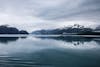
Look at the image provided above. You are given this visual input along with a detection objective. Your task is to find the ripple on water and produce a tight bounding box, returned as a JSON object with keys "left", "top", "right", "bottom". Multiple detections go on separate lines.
{"left": 0, "top": 55, "right": 53, "bottom": 67}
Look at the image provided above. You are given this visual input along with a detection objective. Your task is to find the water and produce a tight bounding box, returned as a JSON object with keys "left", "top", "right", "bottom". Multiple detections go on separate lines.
{"left": 0, "top": 35, "right": 100, "bottom": 67}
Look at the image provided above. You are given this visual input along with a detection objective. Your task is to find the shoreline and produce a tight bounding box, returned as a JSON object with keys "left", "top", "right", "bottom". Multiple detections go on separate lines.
{"left": 0, "top": 34, "right": 100, "bottom": 38}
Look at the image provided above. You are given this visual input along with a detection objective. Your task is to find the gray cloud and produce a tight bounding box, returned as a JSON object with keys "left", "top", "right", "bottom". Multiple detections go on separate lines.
{"left": 0, "top": 0, "right": 100, "bottom": 32}
{"left": 33, "top": 0, "right": 100, "bottom": 21}
{"left": 0, "top": 0, "right": 100, "bottom": 21}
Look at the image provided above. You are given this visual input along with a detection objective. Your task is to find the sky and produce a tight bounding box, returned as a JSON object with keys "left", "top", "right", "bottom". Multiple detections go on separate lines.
{"left": 0, "top": 0, "right": 100, "bottom": 32}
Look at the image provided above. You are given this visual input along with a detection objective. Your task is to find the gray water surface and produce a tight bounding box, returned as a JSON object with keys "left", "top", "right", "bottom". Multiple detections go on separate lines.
{"left": 0, "top": 36, "right": 100, "bottom": 67}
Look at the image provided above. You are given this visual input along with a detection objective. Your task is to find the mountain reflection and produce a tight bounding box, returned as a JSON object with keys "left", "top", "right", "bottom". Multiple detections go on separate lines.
{"left": 0, "top": 37, "right": 27, "bottom": 44}
{"left": 36, "top": 36, "right": 100, "bottom": 46}
{"left": 0, "top": 37, "right": 19, "bottom": 44}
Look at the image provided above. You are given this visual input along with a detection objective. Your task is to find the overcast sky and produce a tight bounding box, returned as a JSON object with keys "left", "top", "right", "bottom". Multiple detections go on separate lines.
{"left": 0, "top": 0, "right": 100, "bottom": 32}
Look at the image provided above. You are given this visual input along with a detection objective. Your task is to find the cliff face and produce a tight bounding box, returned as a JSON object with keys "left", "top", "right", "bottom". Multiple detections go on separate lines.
{"left": 0, "top": 25, "right": 29, "bottom": 34}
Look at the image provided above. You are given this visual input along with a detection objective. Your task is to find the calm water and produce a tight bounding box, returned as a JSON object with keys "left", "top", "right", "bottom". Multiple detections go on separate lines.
{"left": 0, "top": 36, "right": 100, "bottom": 67}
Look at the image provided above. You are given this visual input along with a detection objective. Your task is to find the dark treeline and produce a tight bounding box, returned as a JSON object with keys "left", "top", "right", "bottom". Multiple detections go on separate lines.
{"left": 0, "top": 25, "right": 29, "bottom": 34}
{"left": 32, "top": 24, "right": 100, "bottom": 35}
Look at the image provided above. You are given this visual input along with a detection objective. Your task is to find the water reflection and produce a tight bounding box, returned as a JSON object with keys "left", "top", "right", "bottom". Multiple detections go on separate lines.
{"left": 0, "top": 36, "right": 99, "bottom": 67}
{"left": 0, "top": 37, "right": 27, "bottom": 44}
{"left": 0, "top": 37, "right": 18, "bottom": 44}
{"left": 35, "top": 36, "right": 100, "bottom": 49}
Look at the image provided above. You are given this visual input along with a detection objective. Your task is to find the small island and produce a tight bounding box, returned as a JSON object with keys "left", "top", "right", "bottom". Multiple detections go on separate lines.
{"left": 0, "top": 25, "right": 29, "bottom": 34}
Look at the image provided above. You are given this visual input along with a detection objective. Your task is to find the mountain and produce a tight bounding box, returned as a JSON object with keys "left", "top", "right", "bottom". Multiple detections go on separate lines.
{"left": 0, "top": 25, "right": 29, "bottom": 34}
{"left": 32, "top": 24, "right": 100, "bottom": 35}
{"left": 32, "top": 24, "right": 93, "bottom": 35}
{"left": 95, "top": 25, "right": 100, "bottom": 31}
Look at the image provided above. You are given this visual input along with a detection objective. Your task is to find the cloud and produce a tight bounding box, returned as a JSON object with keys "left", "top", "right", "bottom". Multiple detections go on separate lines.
{"left": 32, "top": 0, "right": 100, "bottom": 21}
{"left": 0, "top": 0, "right": 100, "bottom": 32}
